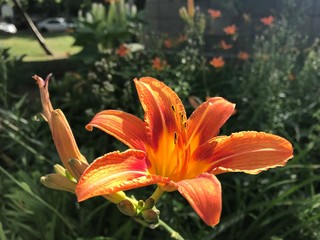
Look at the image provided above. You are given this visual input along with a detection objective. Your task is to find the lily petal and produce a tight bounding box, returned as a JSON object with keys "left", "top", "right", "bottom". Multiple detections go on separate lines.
{"left": 187, "top": 97, "right": 235, "bottom": 150}
{"left": 210, "top": 131, "right": 294, "bottom": 175}
{"left": 76, "top": 150, "right": 170, "bottom": 201}
{"left": 51, "top": 109, "right": 87, "bottom": 176}
{"left": 86, "top": 110, "right": 147, "bottom": 150}
{"left": 177, "top": 173, "right": 222, "bottom": 226}
{"left": 134, "top": 77, "right": 187, "bottom": 148}
{"left": 184, "top": 141, "right": 218, "bottom": 179}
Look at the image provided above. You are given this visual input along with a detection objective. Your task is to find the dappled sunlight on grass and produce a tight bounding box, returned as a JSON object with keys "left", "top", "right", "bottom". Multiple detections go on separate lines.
{"left": 0, "top": 31, "right": 82, "bottom": 61}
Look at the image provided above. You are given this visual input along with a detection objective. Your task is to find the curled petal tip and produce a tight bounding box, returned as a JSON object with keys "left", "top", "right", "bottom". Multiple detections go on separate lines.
{"left": 85, "top": 124, "right": 93, "bottom": 131}
{"left": 32, "top": 74, "right": 44, "bottom": 85}
{"left": 46, "top": 73, "right": 53, "bottom": 80}
{"left": 33, "top": 73, "right": 53, "bottom": 89}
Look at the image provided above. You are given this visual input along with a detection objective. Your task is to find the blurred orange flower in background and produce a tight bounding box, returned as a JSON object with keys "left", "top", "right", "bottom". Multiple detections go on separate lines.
{"left": 288, "top": 73, "right": 296, "bottom": 81}
{"left": 223, "top": 24, "right": 237, "bottom": 35}
{"left": 220, "top": 40, "right": 233, "bottom": 50}
{"left": 177, "top": 34, "right": 187, "bottom": 43}
{"left": 208, "top": 9, "right": 221, "bottom": 19}
{"left": 260, "top": 15, "right": 275, "bottom": 26}
{"left": 210, "top": 57, "right": 225, "bottom": 68}
{"left": 152, "top": 57, "right": 167, "bottom": 71}
{"left": 238, "top": 51, "right": 250, "bottom": 60}
{"left": 164, "top": 39, "right": 173, "bottom": 48}
{"left": 116, "top": 44, "right": 129, "bottom": 57}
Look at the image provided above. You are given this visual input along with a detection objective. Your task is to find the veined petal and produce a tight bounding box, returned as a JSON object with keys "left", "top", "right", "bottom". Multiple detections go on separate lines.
{"left": 210, "top": 131, "right": 293, "bottom": 175}
{"left": 187, "top": 97, "right": 235, "bottom": 151}
{"left": 177, "top": 173, "right": 222, "bottom": 226}
{"left": 134, "top": 77, "right": 186, "bottom": 148}
{"left": 183, "top": 141, "right": 218, "bottom": 179}
{"left": 76, "top": 150, "right": 170, "bottom": 201}
{"left": 86, "top": 110, "right": 147, "bottom": 150}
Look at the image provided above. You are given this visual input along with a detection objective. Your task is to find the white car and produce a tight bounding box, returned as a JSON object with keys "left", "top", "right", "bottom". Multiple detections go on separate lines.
{"left": 0, "top": 22, "right": 17, "bottom": 34}
{"left": 37, "top": 17, "right": 74, "bottom": 32}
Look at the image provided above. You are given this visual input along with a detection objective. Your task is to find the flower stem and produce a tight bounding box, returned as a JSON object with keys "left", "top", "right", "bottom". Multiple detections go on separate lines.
{"left": 158, "top": 219, "right": 184, "bottom": 240}
{"left": 150, "top": 187, "right": 165, "bottom": 203}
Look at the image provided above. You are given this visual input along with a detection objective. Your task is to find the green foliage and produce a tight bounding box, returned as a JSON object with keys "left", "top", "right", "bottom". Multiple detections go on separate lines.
{"left": 0, "top": 48, "right": 46, "bottom": 171}
{"left": 73, "top": 1, "right": 143, "bottom": 64}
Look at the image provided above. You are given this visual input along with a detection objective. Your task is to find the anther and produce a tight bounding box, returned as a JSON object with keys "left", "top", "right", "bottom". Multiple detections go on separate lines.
{"left": 174, "top": 132, "right": 178, "bottom": 144}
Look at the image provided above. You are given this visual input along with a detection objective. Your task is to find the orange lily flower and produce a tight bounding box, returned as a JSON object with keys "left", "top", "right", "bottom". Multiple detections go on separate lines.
{"left": 238, "top": 51, "right": 250, "bottom": 60}
{"left": 210, "top": 57, "right": 225, "bottom": 68}
{"left": 208, "top": 9, "right": 221, "bottom": 19}
{"left": 76, "top": 77, "right": 293, "bottom": 226}
{"left": 223, "top": 24, "right": 237, "bottom": 35}
{"left": 116, "top": 44, "right": 129, "bottom": 57}
{"left": 260, "top": 15, "right": 275, "bottom": 26}
{"left": 220, "top": 40, "right": 233, "bottom": 50}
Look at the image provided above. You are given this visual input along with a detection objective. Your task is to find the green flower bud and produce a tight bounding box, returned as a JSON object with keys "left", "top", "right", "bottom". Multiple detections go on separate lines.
{"left": 117, "top": 199, "right": 137, "bottom": 217}
{"left": 142, "top": 208, "right": 160, "bottom": 223}
{"left": 143, "top": 198, "right": 155, "bottom": 210}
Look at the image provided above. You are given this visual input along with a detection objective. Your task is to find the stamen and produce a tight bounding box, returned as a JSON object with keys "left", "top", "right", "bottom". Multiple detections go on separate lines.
{"left": 179, "top": 112, "right": 187, "bottom": 129}
{"left": 174, "top": 132, "right": 178, "bottom": 144}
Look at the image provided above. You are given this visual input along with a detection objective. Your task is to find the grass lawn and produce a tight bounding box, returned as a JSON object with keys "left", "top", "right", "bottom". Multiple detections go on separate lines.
{"left": 0, "top": 30, "right": 82, "bottom": 61}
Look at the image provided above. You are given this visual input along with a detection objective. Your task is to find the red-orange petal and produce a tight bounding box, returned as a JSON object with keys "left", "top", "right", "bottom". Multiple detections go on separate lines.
{"left": 134, "top": 77, "right": 186, "bottom": 149}
{"left": 177, "top": 173, "right": 222, "bottom": 226}
{"left": 86, "top": 110, "right": 147, "bottom": 151}
{"left": 187, "top": 97, "right": 235, "bottom": 147}
{"left": 76, "top": 150, "right": 170, "bottom": 201}
{"left": 209, "top": 131, "right": 293, "bottom": 175}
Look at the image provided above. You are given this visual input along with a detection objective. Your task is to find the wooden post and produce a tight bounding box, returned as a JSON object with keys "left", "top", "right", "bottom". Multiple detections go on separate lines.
{"left": 13, "top": 0, "right": 54, "bottom": 56}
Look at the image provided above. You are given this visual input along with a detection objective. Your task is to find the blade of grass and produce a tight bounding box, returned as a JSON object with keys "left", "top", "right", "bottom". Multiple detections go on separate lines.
{"left": 0, "top": 166, "right": 75, "bottom": 236}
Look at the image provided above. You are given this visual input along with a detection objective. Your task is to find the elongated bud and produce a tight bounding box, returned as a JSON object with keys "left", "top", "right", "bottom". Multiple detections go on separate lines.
{"left": 40, "top": 174, "right": 76, "bottom": 193}
{"left": 54, "top": 164, "right": 67, "bottom": 176}
{"left": 68, "top": 158, "right": 89, "bottom": 180}
{"left": 33, "top": 75, "right": 87, "bottom": 179}
{"left": 187, "top": 0, "right": 195, "bottom": 18}
{"left": 179, "top": 7, "right": 190, "bottom": 22}
{"left": 51, "top": 110, "right": 87, "bottom": 177}
{"left": 117, "top": 199, "right": 138, "bottom": 216}
{"left": 198, "top": 13, "right": 206, "bottom": 34}
{"left": 143, "top": 198, "right": 155, "bottom": 210}
{"left": 102, "top": 191, "right": 129, "bottom": 204}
